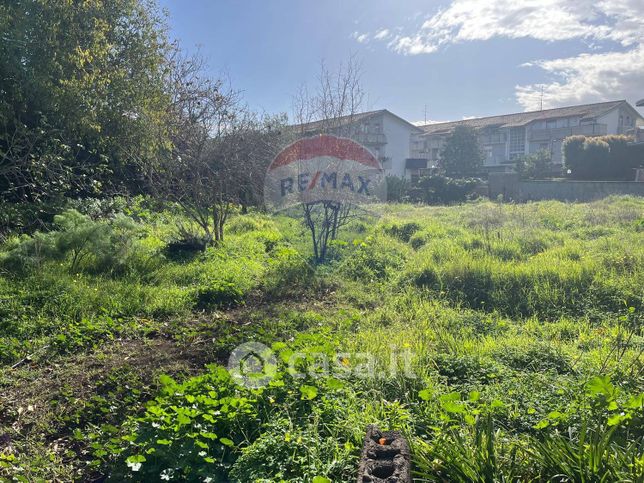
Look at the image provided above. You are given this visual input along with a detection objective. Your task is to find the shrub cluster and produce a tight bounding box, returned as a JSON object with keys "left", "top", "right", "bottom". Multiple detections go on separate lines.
{"left": 407, "top": 175, "right": 481, "bottom": 204}
{"left": 563, "top": 135, "right": 643, "bottom": 180}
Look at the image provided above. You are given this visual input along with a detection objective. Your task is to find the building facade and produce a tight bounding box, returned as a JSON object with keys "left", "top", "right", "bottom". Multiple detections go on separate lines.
{"left": 290, "top": 100, "right": 644, "bottom": 180}
{"left": 413, "top": 100, "right": 644, "bottom": 174}
{"left": 290, "top": 109, "right": 423, "bottom": 179}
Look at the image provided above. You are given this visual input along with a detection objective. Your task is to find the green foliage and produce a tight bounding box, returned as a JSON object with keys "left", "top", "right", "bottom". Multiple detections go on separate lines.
{"left": 341, "top": 234, "right": 409, "bottom": 281}
{"left": 0, "top": 209, "right": 145, "bottom": 274}
{"left": 107, "top": 334, "right": 363, "bottom": 482}
{"left": 563, "top": 134, "right": 641, "bottom": 180}
{"left": 195, "top": 281, "right": 245, "bottom": 310}
{"left": 1, "top": 198, "right": 643, "bottom": 481}
{"left": 0, "top": 0, "right": 172, "bottom": 203}
{"left": 383, "top": 221, "right": 421, "bottom": 242}
{"left": 515, "top": 149, "right": 554, "bottom": 179}
{"left": 385, "top": 175, "right": 409, "bottom": 202}
{"left": 440, "top": 125, "right": 484, "bottom": 177}
{"left": 407, "top": 175, "right": 481, "bottom": 204}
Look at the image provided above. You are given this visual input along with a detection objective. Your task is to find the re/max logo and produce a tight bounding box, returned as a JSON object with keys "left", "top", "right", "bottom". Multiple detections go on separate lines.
{"left": 280, "top": 171, "right": 372, "bottom": 197}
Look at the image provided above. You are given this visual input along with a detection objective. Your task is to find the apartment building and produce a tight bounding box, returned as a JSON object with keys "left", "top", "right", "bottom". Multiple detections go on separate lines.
{"left": 412, "top": 100, "right": 644, "bottom": 175}
{"left": 289, "top": 109, "right": 423, "bottom": 178}
{"left": 289, "top": 100, "right": 644, "bottom": 180}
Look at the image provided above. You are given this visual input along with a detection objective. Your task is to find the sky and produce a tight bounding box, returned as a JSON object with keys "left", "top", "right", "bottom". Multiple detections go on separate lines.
{"left": 158, "top": 0, "right": 644, "bottom": 124}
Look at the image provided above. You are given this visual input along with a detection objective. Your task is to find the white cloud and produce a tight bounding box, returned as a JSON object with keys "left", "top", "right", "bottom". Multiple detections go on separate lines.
{"left": 378, "top": 0, "right": 643, "bottom": 55}
{"left": 373, "top": 29, "right": 391, "bottom": 40}
{"left": 351, "top": 31, "right": 369, "bottom": 43}
{"left": 516, "top": 45, "right": 644, "bottom": 110}
{"left": 358, "top": 0, "right": 644, "bottom": 110}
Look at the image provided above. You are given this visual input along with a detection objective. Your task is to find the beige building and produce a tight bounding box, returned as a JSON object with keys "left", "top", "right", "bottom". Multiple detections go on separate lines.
{"left": 290, "top": 100, "right": 644, "bottom": 180}
{"left": 413, "top": 100, "right": 644, "bottom": 174}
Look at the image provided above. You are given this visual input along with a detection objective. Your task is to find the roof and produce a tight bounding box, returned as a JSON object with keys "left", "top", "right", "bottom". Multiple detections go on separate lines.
{"left": 290, "top": 109, "right": 422, "bottom": 133}
{"left": 419, "top": 100, "right": 632, "bottom": 136}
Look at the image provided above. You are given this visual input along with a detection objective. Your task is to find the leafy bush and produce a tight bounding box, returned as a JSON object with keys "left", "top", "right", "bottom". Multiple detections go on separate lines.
{"left": 195, "top": 281, "right": 245, "bottom": 310}
{"left": 407, "top": 176, "right": 481, "bottom": 205}
{"left": 0, "top": 209, "right": 146, "bottom": 275}
{"left": 563, "top": 135, "right": 642, "bottom": 180}
{"left": 515, "top": 149, "right": 555, "bottom": 179}
{"left": 341, "top": 235, "right": 409, "bottom": 281}
{"left": 491, "top": 342, "right": 571, "bottom": 374}
{"left": 433, "top": 353, "right": 501, "bottom": 386}
{"left": 385, "top": 175, "right": 409, "bottom": 202}
{"left": 383, "top": 221, "right": 421, "bottom": 242}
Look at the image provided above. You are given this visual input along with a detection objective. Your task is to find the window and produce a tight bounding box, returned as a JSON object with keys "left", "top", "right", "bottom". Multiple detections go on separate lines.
{"left": 569, "top": 117, "right": 579, "bottom": 126}
{"left": 556, "top": 118, "right": 568, "bottom": 128}
{"left": 508, "top": 127, "right": 526, "bottom": 159}
{"left": 431, "top": 148, "right": 439, "bottom": 160}
{"left": 484, "top": 146, "right": 493, "bottom": 164}
{"left": 626, "top": 116, "right": 631, "bottom": 126}
{"left": 546, "top": 120, "right": 557, "bottom": 129}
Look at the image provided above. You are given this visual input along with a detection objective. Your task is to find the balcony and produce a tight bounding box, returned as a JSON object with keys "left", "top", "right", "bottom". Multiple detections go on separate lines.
{"left": 529, "top": 124, "right": 607, "bottom": 141}
{"left": 353, "top": 133, "right": 387, "bottom": 145}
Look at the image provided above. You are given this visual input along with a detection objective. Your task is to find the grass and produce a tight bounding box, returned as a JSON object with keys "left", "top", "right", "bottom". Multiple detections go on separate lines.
{"left": 0, "top": 196, "right": 642, "bottom": 481}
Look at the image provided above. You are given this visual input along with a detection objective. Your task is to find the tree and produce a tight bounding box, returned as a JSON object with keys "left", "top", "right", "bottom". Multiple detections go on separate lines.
{"left": 440, "top": 125, "right": 484, "bottom": 177}
{"left": 515, "top": 150, "right": 553, "bottom": 179}
{"left": 146, "top": 52, "right": 283, "bottom": 246}
{"left": 290, "top": 56, "right": 367, "bottom": 263}
{"left": 0, "top": 0, "right": 172, "bottom": 205}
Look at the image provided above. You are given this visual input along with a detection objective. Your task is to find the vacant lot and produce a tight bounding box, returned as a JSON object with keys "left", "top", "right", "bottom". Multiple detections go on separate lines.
{"left": 1, "top": 196, "right": 642, "bottom": 481}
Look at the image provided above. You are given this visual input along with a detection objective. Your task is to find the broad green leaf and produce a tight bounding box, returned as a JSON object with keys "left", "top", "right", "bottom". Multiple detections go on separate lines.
{"left": 300, "top": 385, "right": 318, "bottom": 400}
{"left": 534, "top": 420, "right": 550, "bottom": 429}
{"left": 442, "top": 401, "right": 465, "bottom": 413}
{"left": 607, "top": 414, "right": 624, "bottom": 426}
{"left": 220, "top": 438, "right": 234, "bottom": 447}
{"left": 326, "top": 377, "right": 345, "bottom": 390}
{"left": 587, "top": 376, "right": 616, "bottom": 399}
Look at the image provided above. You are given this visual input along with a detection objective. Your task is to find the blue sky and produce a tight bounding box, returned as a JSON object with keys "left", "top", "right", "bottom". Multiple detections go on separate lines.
{"left": 159, "top": 0, "right": 644, "bottom": 123}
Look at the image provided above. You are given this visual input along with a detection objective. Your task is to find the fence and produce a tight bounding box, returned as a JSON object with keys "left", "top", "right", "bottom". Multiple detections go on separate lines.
{"left": 488, "top": 173, "right": 644, "bottom": 202}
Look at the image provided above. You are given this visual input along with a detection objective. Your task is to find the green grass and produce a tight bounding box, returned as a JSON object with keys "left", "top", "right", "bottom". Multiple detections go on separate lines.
{"left": 0, "top": 197, "right": 642, "bottom": 481}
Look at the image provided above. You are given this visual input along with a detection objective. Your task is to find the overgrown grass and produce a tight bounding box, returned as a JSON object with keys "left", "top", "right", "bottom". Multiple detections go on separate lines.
{"left": 0, "top": 197, "right": 642, "bottom": 481}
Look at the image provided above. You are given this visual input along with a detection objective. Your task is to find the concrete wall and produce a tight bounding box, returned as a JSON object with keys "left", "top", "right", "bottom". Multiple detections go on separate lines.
{"left": 489, "top": 172, "right": 644, "bottom": 202}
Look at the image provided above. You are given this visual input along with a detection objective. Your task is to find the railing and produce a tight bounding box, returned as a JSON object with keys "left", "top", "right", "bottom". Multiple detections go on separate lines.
{"left": 353, "top": 133, "right": 387, "bottom": 145}
{"left": 529, "top": 124, "right": 607, "bottom": 141}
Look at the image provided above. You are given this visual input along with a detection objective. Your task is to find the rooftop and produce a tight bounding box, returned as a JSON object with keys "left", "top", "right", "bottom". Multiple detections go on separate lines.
{"left": 419, "top": 100, "right": 631, "bottom": 135}
{"left": 290, "top": 109, "right": 422, "bottom": 133}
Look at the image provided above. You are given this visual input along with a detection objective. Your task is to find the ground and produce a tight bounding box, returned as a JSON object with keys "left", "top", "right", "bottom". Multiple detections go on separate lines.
{"left": 0, "top": 197, "right": 642, "bottom": 482}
